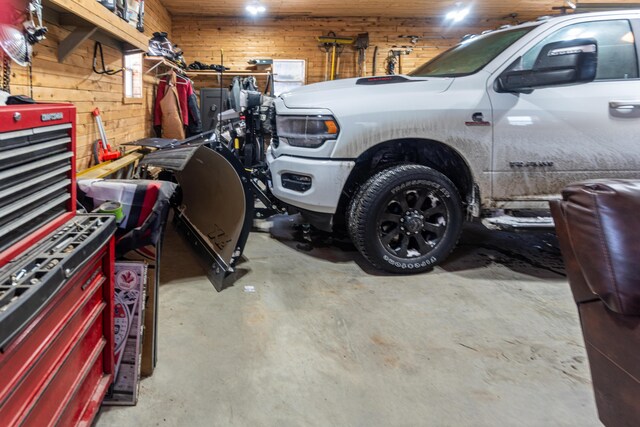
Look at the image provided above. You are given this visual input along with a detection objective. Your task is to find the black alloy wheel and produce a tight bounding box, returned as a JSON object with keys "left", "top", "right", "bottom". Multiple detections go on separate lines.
{"left": 348, "top": 164, "right": 463, "bottom": 274}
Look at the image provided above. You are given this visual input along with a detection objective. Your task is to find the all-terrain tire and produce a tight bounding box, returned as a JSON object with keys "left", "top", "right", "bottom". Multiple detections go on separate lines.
{"left": 349, "top": 164, "right": 463, "bottom": 274}
{"left": 346, "top": 172, "right": 380, "bottom": 252}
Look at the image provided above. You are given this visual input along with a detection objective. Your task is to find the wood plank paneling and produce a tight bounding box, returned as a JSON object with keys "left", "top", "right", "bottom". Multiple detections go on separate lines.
{"left": 7, "top": 0, "right": 171, "bottom": 170}
{"left": 172, "top": 16, "right": 496, "bottom": 89}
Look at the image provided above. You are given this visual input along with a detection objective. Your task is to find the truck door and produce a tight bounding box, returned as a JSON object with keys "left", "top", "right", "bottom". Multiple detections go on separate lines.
{"left": 489, "top": 18, "right": 640, "bottom": 201}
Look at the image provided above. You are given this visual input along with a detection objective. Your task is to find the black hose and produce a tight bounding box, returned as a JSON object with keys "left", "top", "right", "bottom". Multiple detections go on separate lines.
{"left": 93, "top": 42, "right": 123, "bottom": 75}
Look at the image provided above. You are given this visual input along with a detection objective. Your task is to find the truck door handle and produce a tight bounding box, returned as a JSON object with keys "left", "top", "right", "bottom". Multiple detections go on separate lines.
{"left": 609, "top": 100, "right": 640, "bottom": 110}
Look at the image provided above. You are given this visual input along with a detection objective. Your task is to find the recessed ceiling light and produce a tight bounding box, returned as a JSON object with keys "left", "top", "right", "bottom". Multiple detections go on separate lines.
{"left": 445, "top": 5, "right": 470, "bottom": 23}
{"left": 246, "top": 3, "right": 266, "bottom": 15}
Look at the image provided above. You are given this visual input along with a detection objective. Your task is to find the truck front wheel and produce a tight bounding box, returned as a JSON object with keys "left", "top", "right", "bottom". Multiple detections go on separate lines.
{"left": 348, "top": 165, "right": 463, "bottom": 274}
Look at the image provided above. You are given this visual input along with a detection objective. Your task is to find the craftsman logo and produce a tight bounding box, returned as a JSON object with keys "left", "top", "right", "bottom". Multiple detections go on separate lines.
{"left": 41, "top": 112, "right": 63, "bottom": 122}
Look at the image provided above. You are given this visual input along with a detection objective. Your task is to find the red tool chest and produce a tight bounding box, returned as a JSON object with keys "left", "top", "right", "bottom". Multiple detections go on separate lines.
{"left": 0, "top": 104, "right": 116, "bottom": 426}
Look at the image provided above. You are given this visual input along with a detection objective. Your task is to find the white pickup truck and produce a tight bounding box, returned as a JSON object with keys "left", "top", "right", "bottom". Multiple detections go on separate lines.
{"left": 266, "top": 10, "right": 640, "bottom": 273}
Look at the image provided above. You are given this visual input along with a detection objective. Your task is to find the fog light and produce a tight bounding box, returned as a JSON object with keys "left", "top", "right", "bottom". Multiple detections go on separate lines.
{"left": 282, "top": 173, "right": 312, "bottom": 192}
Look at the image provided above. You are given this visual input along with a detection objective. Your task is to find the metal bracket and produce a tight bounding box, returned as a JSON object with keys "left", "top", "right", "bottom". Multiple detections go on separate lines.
{"left": 58, "top": 26, "right": 98, "bottom": 63}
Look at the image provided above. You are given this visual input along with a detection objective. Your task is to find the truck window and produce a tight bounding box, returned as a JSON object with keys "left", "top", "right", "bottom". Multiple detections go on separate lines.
{"left": 409, "top": 26, "right": 536, "bottom": 78}
{"left": 514, "top": 20, "right": 638, "bottom": 80}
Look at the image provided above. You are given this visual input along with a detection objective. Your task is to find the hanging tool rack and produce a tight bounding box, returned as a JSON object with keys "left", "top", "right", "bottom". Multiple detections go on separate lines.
{"left": 318, "top": 32, "right": 354, "bottom": 80}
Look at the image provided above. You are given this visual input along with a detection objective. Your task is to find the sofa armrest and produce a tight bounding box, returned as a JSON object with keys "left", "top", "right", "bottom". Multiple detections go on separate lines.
{"left": 559, "top": 180, "right": 640, "bottom": 315}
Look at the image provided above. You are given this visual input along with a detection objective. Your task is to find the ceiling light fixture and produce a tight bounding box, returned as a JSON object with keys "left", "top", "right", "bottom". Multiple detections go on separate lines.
{"left": 445, "top": 4, "right": 470, "bottom": 23}
{"left": 246, "top": 2, "right": 266, "bottom": 16}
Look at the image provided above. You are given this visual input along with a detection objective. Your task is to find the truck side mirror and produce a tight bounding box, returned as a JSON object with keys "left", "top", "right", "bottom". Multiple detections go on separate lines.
{"left": 498, "top": 38, "right": 598, "bottom": 93}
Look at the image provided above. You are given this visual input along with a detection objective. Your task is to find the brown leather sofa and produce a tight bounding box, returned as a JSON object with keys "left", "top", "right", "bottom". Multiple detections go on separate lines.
{"left": 550, "top": 180, "right": 640, "bottom": 427}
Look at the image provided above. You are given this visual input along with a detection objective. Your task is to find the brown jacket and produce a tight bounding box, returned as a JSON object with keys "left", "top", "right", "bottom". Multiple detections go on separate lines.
{"left": 159, "top": 72, "right": 185, "bottom": 140}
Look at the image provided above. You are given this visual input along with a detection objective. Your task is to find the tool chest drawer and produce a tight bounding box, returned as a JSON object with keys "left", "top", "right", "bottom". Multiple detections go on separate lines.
{"left": 0, "top": 215, "right": 116, "bottom": 427}
{"left": 0, "top": 104, "right": 77, "bottom": 268}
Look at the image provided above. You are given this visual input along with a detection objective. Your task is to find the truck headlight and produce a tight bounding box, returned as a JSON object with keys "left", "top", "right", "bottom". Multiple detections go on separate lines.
{"left": 276, "top": 115, "right": 340, "bottom": 148}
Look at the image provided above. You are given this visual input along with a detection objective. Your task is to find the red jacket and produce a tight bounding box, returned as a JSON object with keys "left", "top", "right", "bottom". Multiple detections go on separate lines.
{"left": 154, "top": 75, "right": 194, "bottom": 126}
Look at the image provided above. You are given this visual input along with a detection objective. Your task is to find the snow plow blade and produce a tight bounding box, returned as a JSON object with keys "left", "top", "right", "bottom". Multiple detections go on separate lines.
{"left": 140, "top": 144, "right": 253, "bottom": 291}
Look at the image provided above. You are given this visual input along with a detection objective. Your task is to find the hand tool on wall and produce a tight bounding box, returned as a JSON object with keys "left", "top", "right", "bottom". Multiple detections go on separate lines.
{"left": 322, "top": 43, "right": 331, "bottom": 81}
{"left": 399, "top": 34, "right": 422, "bottom": 44}
{"left": 398, "top": 34, "right": 445, "bottom": 46}
{"left": 317, "top": 32, "right": 354, "bottom": 80}
{"left": 92, "top": 108, "right": 122, "bottom": 164}
{"left": 385, "top": 47, "right": 412, "bottom": 75}
{"left": 354, "top": 33, "right": 369, "bottom": 77}
{"left": 319, "top": 31, "right": 336, "bottom": 81}
{"left": 372, "top": 46, "right": 378, "bottom": 76}
{"left": 385, "top": 51, "right": 398, "bottom": 75}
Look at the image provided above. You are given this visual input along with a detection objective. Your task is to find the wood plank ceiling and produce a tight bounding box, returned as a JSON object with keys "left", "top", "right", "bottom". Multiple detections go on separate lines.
{"left": 160, "top": 0, "right": 635, "bottom": 20}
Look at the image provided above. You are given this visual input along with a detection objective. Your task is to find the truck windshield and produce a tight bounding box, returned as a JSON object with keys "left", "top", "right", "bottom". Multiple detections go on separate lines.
{"left": 409, "top": 26, "right": 537, "bottom": 78}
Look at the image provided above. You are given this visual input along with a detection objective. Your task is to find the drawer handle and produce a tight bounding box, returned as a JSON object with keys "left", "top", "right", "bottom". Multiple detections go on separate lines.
{"left": 81, "top": 269, "right": 103, "bottom": 291}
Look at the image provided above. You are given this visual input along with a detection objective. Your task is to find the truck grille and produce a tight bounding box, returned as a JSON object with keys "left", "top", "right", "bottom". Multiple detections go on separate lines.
{"left": 0, "top": 124, "right": 73, "bottom": 253}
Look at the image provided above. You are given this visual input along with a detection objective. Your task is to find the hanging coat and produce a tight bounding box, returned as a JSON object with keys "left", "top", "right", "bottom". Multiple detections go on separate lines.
{"left": 158, "top": 72, "right": 185, "bottom": 140}
{"left": 154, "top": 74, "right": 193, "bottom": 128}
{"left": 187, "top": 92, "right": 202, "bottom": 136}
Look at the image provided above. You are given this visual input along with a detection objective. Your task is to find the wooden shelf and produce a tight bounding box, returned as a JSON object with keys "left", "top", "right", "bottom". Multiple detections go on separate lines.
{"left": 43, "top": 0, "right": 148, "bottom": 62}
{"left": 144, "top": 58, "right": 273, "bottom": 79}
{"left": 144, "top": 56, "right": 185, "bottom": 75}
{"left": 187, "top": 70, "right": 272, "bottom": 77}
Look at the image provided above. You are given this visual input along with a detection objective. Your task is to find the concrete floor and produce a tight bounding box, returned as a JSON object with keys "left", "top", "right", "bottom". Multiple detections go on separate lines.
{"left": 96, "top": 216, "right": 599, "bottom": 427}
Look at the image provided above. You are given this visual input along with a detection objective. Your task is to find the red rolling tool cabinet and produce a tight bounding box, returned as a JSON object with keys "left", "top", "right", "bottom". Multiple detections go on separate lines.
{"left": 0, "top": 104, "right": 116, "bottom": 426}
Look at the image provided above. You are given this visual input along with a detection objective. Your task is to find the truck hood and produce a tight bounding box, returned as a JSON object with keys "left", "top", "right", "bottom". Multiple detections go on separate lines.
{"left": 280, "top": 76, "right": 454, "bottom": 110}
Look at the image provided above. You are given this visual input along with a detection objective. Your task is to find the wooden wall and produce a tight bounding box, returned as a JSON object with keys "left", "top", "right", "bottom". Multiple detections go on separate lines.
{"left": 172, "top": 16, "right": 503, "bottom": 89}
{"left": 8, "top": 0, "right": 172, "bottom": 170}
{"left": 4, "top": 11, "right": 513, "bottom": 170}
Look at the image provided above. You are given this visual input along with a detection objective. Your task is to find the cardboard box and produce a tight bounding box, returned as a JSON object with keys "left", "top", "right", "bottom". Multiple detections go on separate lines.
{"left": 104, "top": 261, "right": 146, "bottom": 406}
{"left": 121, "top": 246, "right": 159, "bottom": 377}
{"left": 141, "top": 256, "right": 158, "bottom": 377}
